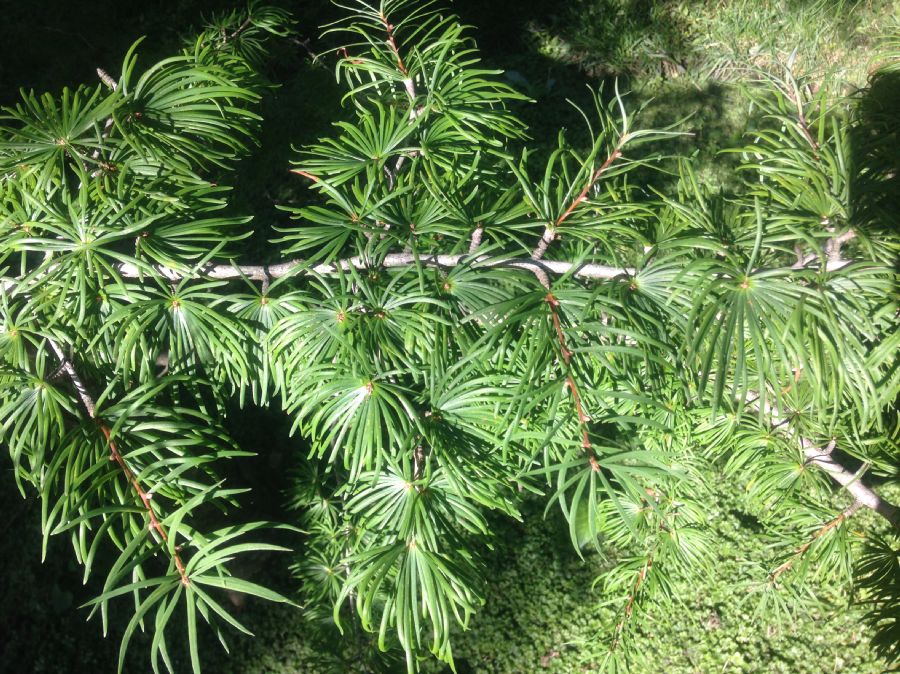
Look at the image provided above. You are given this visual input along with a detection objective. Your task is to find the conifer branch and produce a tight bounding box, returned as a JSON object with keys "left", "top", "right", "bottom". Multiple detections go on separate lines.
{"left": 801, "top": 439, "right": 900, "bottom": 527}
{"left": 531, "top": 141, "right": 625, "bottom": 262}
{"left": 379, "top": 10, "right": 409, "bottom": 79}
{"left": 611, "top": 555, "right": 653, "bottom": 651}
{"left": 1, "top": 3, "right": 897, "bottom": 668}
{"left": 770, "top": 500, "right": 862, "bottom": 581}
{"left": 47, "top": 340, "right": 191, "bottom": 585}
{"left": 545, "top": 292, "right": 595, "bottom": 458}
{"left": 0, "top": 253, "right": 856, "bottom": 297}
{"left": 0, "top": 253, "right": 632, "bottom": 289}
{"left": 751, "top": 397, "right": 900, "bottom": 528}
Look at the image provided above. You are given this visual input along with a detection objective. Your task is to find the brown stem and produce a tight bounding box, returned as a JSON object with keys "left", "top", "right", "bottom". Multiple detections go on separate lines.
{"left": 376, "top": 9, "right": 418, "bottom": 188}
{"left": 100, "top": 425, "right": 190, "bottom": 585}
{"left": 531, "top": 144, "right": 624, "bottom": 262}
{"left": 792, "top": 89, "right": 820, "bottom": 154}
{"left": 379, "top": 12, "right": 408, "bottom": 77}
{"left": 545, "top": 293, "right": 595, "bottom": 456}
{"left": 624, "top": 557, "right": 652, "bottom": 618}
{"left": 227, "top": 15, "right": 253, "bottom": 43}
{"left": 337, "top": 46, "right": 363, "bottom": 65}
{"left": 48, "top": 341, "right": 190, "bottom": 585}
{"left": 554, "top": 149, "right": 623, "bottom": 230}
{"left": 375, "top": 6, "right": 430, "bottom": 489}
{"left": 611, "top": 555, "right": 653, "bottom": 650}
{"left": 770, "top": 501, "right": 861, "bottom": 581}
{"left": 290, "top": 168, "right": 321, "bottom": 183}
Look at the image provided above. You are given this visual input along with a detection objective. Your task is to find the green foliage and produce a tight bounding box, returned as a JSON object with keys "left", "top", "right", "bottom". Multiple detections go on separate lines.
{"left": 1, "top": 4, "right": 300, "bottom": 673}
{"left": 857, "top": 534, "right": 900, "bottom": 664}
{"left": 0, "top": 1, "right": 898, "bottom": 673}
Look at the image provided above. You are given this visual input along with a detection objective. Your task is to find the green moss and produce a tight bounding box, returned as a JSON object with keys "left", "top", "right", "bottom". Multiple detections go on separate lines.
{"left": 421, "top": 494, "right": 888, "bottom": 674}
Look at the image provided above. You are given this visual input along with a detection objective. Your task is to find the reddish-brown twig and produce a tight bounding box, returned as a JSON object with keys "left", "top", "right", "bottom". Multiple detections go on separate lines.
{"left": 545, "top": 293, "right": 595, "bottom": 458}
{"left": 770, "top": 502, "right": 860, "bottom": 582}
{"left": 531, "top": 144, "right": 624, "bottom": 262}
{"left": 379, "top": 12, "right": 408, "bottom": 76}
{"left": 611, "top": 555, "right": 653, "bottom": 650}
{"left": 48, "top": 341, "right": 190, "bottom": 586}
{"left": 290, "top": 168, "right": 320, "bottom": 183}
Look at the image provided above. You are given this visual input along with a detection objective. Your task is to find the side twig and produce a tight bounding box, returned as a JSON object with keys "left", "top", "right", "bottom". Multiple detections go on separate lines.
{"left": 750, "top": 395, "right": 900, "bottom": 528}
{"left": 545, "top": 293, "right": 595, "bottom": 458}
{"left": 770, "top": 500, "right": 862, "bottom": 581}
{"left": 47, "top": 340, "right": 191, "bottom": 585}
{"left": 531, "top": 142, "right": 625, "bottom": 264}
{"left": 611, "top": 555, "right": 653, "bottom": 651}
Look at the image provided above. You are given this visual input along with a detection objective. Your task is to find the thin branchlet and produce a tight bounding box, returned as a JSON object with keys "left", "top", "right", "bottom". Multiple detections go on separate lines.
{"left": 770, "top": 500, "right": 862, "bottom": 582}
{"left": 47, "top": 340, "right": 190, "bottom": 586}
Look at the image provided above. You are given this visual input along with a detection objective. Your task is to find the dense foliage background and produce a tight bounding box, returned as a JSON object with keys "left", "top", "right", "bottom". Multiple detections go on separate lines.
{"left": 1, "top": 1, "right": 897, "bottom": 673}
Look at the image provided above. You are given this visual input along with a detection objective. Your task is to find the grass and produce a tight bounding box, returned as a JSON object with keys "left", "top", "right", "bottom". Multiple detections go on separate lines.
{"left": 519, "top": 0, "right": 898, "bottom": 84}
{"left": 455, "top": 0, "right": 899, "bottom": 192}
{"left": 2, "top": 466, "right": 894, "bottom": 674}
{"left": 422, "top": 490, "right": 897, "bottom": 674}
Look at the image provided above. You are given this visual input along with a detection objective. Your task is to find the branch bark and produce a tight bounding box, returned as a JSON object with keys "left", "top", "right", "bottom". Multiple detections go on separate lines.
{"left": 23, "top": 245, "right": 847, "bottom": 287}
{"left": 545, "top": 292, "right": 596, "bottom": 459}
{"left": 9, "top": 256, "right": 890, "bottom": 528}
{"left": 109, "top": 254, "right": 634, "bottom": 283}
{"left": 801, "top": 439, "right": 899, "bottom": 527}
{"left": 751, "top": 396, "right": 900, "bottom": 528}
{"left": 0, "top": 250, "right": 859, "bottom": 297}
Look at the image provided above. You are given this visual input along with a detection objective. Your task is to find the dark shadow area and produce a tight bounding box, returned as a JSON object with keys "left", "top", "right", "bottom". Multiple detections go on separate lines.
{"left": 0, "top": 478, "right": 152, "bottom": 673}
{"left": 850, "top": 69, "right": 900, "bottom": 243}
{"left": 0, "top": 0, "right": 237, "bottom": 102}
{"left": 454, "top": 0, "right": 692, "bottom": 78}
{"left": 452, "top": 0, "right": 747, "bottom": 196}
{"left": 0, "top": 0, "right": 346, "bottom": 102}
{"left": 454, "top": 0, "right": 615, "bottom": 151}
{"left": 226, "top": 58, "right": 345, "bottom": 261}
{"left": 219, "top": 401, "right": 302, "bottom": 518}
{"left": 0, "top": 0, "right": 347, "bottom": 262}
